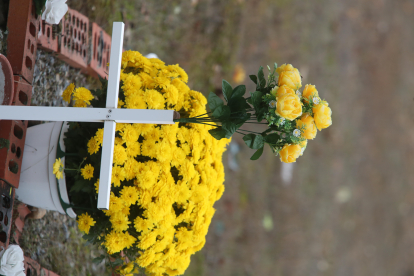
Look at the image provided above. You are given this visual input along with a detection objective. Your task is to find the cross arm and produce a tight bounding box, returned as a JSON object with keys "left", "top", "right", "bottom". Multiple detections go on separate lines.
{"left": 0, "top": 106, "right": 174, "bottom": 124}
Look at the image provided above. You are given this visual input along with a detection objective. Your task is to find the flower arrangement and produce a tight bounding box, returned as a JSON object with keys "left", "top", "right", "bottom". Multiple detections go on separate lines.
{"left": 54, "top": 50, "right": 229, "bottom": 276}
{"left": 175, "top": 63, "right": 332, "bottom": 163}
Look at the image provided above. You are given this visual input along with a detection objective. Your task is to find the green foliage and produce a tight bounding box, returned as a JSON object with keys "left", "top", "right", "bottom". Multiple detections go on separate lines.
{"left": 33, "top": 0, "right": 47, "bottom": 16}
{"left": 208, "top": 92, "right": 224, "bottom": 112}
{"left": 231, "top": 85, "right": 246, "bottom": 99}
{"left": 249, "top": 75, "right": 258, "bottom": 85}
{"left": 250, "top": 147, "right": 264, "bottom": 160}
{"left": 208, "top": 127, "right": 227, "bottom": 140}
{"left": 257, "top": 66, "right": 266, "bottom": 89}
{"left": 212, "top": 105, "right": 231, "bottom": 120}
{"left": 243, "top": 134, "right": 264, "bottom": 149}
{"left": 222, "top": 80, "right": 233, "bottom": 102}
{"left": 264, "top": 133, "right": 280, "bottom": 145}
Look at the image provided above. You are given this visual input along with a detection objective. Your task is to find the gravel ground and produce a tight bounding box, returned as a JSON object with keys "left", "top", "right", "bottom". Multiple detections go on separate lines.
{"left": 31, "top": 50, "right": 94, "bottom": 107}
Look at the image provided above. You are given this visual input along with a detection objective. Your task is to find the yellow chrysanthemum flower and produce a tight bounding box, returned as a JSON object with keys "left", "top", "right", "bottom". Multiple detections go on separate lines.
{"left": 77, "top": 212, "right": 96, "bottom": 234}
{"left": 110, "top": 212, "right": 130, "bottom": 232}
{"left": 113, "top": 144, "right": 127, "bottom": 165}
{"left": 73, "top": 87, "right": 94, "bottom": 105}
{"left": 125, "top": 94, "right": 147, "bottom": 110}
{"left": 87, "top": 137, "right": 100, "bottom": 154}
{"left": 94, "top": 128, "right": 104, "bottom": 145}
{"left": 121, "top": 124, "right": 139, "bottom": 144}
{"left": 81, "top": 164, "right": 94, "bottom": 180}
{"left": 52, "top": 158, "right": 64, "bottom": 179}
{"left": 62, "top": 83, "right": 75, "bottom": 103}
{"left": 104, "top": 231, "right": 127, "bottom": 254}
{"left": 111, "top": 165, "right": 126, "bottom": 187}
{"left": 120, "top": 186, "right": 139, "bottom": 206}
{"left": 94, "top": 179, "right": 99, "bottom": 193}
{"left": 126, "top": 142, "right": 140, "bottom": 157}
{"left": 144, "top": 89, "right": 165, "bottom": 109}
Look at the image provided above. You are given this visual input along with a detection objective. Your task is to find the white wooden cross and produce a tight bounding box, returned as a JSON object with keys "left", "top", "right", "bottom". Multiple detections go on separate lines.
{"left": 0, "top": 22, "right": 175, "bottom": 210}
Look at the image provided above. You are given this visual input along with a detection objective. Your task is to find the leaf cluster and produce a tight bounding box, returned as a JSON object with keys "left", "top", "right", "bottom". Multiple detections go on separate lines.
{"left": 206, "top": 80, "right": 251, "bottom": 140}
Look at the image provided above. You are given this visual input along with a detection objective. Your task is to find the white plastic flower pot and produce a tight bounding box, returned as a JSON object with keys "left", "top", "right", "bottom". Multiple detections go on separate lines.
{"left": 15, "top": 121, "right": 76, "bottom": 218}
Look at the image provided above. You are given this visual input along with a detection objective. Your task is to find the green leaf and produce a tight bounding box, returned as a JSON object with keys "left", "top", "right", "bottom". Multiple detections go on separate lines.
{"left": 70, "top": 180, "right": 90, "bottom": 193}
{"left": 222, "top": 121, "right": 238, "bottom": 138}
{"left": 208, "top": 128, "right": 227, "bottom": 140}
{"left": 250, "top": 147, "right": 264, "bottom": 160}
{"left": 258, "top": 66, "right": 266, "bottom": 88}
{"left": 256, "top": 107, "right": 267, "bottom": 122}
{"left": 264, "top": 133, "right": 280, "bottom": 144}
{"left": 92, "top": 255, "right": 105, "bottom": 265}
{"left": 249, "top": 75, "right": 258, "bottom": 84}
{"left": 212, "top": 105, "right": 231, "bottom": 120}
{"left": 243, "top": 134, "right": 264, "bottom": 149}
{"left": 34, "top": 0, "right": 47, "bottom": 15}
{"left": 208, "top": 92, "right": 224, "bottom": 112}
{"left": 228, "top": 97, "right": 248, "bottom": 113}
{"left": 231, "top": 112, "right": 251, "bottom": 126}
{"left": 222, "top": 80, "right": 233, "bottom": 102}
{"left": 110, "top": 258, "right": 124, "bottom": 267}
{"left": 231, "top": 85, "right": 246, "bottom": 99}
{"left": 251, "top": 91, "right": 264, "bottom": 111}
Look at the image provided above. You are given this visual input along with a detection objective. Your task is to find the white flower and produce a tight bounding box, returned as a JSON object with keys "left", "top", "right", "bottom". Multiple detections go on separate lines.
{"left": 0, "top": 245, "right": 25, "bottom": 275}
{"left": 296, "top": 90, "right": 302, "bottom": 97}
{"left": 293, "top": 129, "right": 301, "bottom": 137}
{"left": 42, "top": 0, "right": 68, "bottom": 25}
{"left": 278, "top": 117, "right": 285, "bottom": 125}
{"left": 313, "top": 97, "right": 320, "bottom": 105}
{"left": 269, "top": 100, "right": 276, "bottom": 108}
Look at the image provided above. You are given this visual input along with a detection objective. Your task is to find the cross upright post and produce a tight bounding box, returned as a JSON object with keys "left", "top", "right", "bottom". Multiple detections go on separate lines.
{"left": 97, "top": 22, "right": 124, "bottom": 210}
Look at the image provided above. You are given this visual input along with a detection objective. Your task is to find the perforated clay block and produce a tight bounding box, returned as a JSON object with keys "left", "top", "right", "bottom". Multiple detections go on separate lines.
{"left": 58, "top": 8, "right": 89, "bottom": 70}
{"left": 37, "top": 20, "right": 59, "bottom": 53}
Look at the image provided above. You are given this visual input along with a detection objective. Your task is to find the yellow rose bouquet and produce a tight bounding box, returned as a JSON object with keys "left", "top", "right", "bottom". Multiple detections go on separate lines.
{"left": 174, "top": 63, "right": 332, "bottom": 163}
{"left": 55, "top": 50, "right": 229, "bottom": 276}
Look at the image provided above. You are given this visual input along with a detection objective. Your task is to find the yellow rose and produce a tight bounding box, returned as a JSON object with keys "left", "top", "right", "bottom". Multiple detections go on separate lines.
{"left": 275, "top": 93, "right": 302, "bottom": 121}
{"left": 312, "top": 101, "right": 332, "bottom": 130}
{"left": 275, "top": 84, "right": 295, "bottom": 99}
{"left": 296, "top": 113, "right": 317, "bottom": 139}
{"left": 270, "top": 86, "right": 279, "bottom": 97}
{"left": 302, "top": 84, "right": 319, "bottom": 103}
{"left": 279, "top": 144, "right": 301, "bottom": 163}
{"left": 277, "top": 64, "right": 302, "bottom": 90}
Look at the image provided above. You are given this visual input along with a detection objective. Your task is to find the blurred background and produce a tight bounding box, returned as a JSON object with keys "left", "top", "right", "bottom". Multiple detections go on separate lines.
{"left": 18, "top": 0, "right": 414, "bottom": 275}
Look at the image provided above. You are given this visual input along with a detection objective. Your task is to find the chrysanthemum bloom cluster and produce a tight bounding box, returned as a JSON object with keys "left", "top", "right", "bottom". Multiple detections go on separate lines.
{"left": 65, "top": 50, "right": 229, "bottom": 276}
{"left": 264, "top": 64, "right": 332, "bottom": 163}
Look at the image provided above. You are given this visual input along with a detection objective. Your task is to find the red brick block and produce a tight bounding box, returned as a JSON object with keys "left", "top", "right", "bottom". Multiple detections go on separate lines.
{"left": 17, "top": 203, "right": 31, "bottom": 221}
{"left": 14, "top": 217, "right": 24, "bottom": 233}
{"left": 0, "top": 119, "right": 27, "bottom": 188}
{"left": 37, "top": 21, "right": 59, "bottom": 52}
{"left": 12, "top": 76, "right": 33, "bottom": 108}
{"left": 6, "top": 0, "right": 40, "bottom": 84}
{"left": 87, "top": 22, "right": 111, "bottom": 79}
{"left": 57, "top": 8, "right": 89, "bottom": 70}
